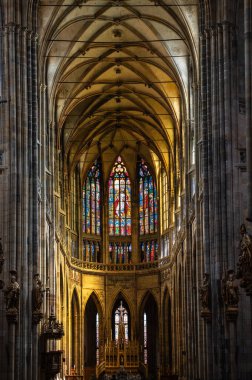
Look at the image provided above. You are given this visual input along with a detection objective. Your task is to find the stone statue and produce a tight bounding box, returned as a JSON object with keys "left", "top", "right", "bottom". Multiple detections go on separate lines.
{"left": 4, "top": 271, "right": 20, "bottom": 323}
{"left": 222, "top": 269, "right": 239, "bottom": 308}
{"left": 237, "top": 224, "right": 252, "bottom": 294}
{"left": 32, "top": 274, "right": 44, "bottom": 324}
{"left": 32, "top": 274, "right": 44, "bottom": 312}
{"left": 199, "top": 273, "right": 210, "bottom": 310}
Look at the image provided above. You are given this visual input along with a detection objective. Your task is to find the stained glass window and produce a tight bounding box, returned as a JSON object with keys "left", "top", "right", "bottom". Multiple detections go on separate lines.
{"left": 143, "top": 312, "right": 147, "bottom": 364}
{"left": 162, "top": 170, "right": 168, "bottom": 232}
{"left": 108, "top": 156, "right": 131, "bottom": 236}
{"left": 109, "top": 242, "right": 132, "bottom": 264}
{"left": 140, "top": 240, "right": 158, "bottom": 262}
{"left": 83, "top": 241, "right": 101, "bottom": 262}
{"left": 83, "top": 160, "right": 101, "bottom": 235}
{"left": 96, "top": 313, "right": 99, "bottom": 364}
{"left": 138, "top": 159, "right": 158, "bottom": 235}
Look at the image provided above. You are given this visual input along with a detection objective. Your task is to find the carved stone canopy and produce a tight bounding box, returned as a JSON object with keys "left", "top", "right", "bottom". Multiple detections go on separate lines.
{"left": 43, "top": 313, "right": 64, "bottom": 340}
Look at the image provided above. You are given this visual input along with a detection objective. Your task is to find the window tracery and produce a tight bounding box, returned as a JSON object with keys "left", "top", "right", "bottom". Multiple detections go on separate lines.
{"left": 83, "top": 160, "right": 102, "bottom": 262}
{"left": 109, "top": 242, "right": 132, "bottom": 264}
{"left": 139, "top": 159, "right": 158, "bottom": 235}
{"left": 83, "top": 160, "right": 101, "bottom": 235}
{"left": 108, "top": 156, "right": 131, "bottom": 237}
{"left": 82, "top": 156, "right": 160, "bottom": 264}
{"left": 139, "top": 159, "right": 158, "bottom": 261}
{"left": 114, "top": 301, "right": 129, "bottom": 342}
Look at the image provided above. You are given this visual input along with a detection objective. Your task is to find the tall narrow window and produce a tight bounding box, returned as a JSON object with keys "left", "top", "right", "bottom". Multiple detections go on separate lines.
{"left": 143, "top": 312, "right": 147, "bottom": 364}
{"left": 139, "top": 159, "right": 158, "bottom": 235}
{"left": 114, "top": 301, "right": 129, "bottom": 341}
{"left": 83, "top": 241, "right": 101, "bottom": 262}
{"left": 109, "top": 242, "right": 132, "bottom": 264}
{"left": 140, "top": 240, "right": 158, "bottom": 262}
{"left": 96, "top": 313, "right": 99, "bottom": 365}
{"left": 162, "top": 170, "right": 168, "bottom": 232}
{"left": 83, "top": 160, "right": 101, "bottom": 235}
{"left": 108, "top": 156, "right": 131, "bottom": 236}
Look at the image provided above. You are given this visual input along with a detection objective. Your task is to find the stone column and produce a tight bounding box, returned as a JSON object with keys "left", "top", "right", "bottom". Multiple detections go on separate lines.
{"left": 131, "top": 180, "right": 139, "bottom": 263}
{"left": 9, "top": 324, "right": 15, "bottom": 380}
{"left": 199, "top": 26, "right": 210, "bottom": 380}
{"left": 245, "top": 0, "right": 252, "bottom": 221}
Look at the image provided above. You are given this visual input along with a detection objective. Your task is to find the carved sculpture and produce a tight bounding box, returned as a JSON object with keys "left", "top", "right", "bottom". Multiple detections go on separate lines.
{"left": 221, "top": 269, "right": 239, "bottom": 320}
{"left": 4, "top": 270, "right": 20, "bottom": 323}
{"left": 43, "top": 313, "right": 64, "bottom": 340}
{"left": 237, "top": 224, "right": 252, "bottom": 295}
{"left": 199, "top": 273, "right": 211, "bottom": 321}
{"left": 0, "top": 239, "right": 4, "bottom": 273}
{"left": 199, "top": 273, "right": 210, "bottom": 309}
{"left": 32, "top": 274, "right": 44, "bottom": 324}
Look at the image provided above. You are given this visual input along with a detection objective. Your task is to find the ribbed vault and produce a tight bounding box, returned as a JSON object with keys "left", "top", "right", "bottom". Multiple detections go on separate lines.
{"left": 38, "top": 0, "right": 198, "bottom": 179}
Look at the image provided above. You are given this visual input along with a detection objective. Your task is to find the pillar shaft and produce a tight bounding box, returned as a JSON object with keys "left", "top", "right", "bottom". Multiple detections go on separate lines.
{"left": 245, "top": 0, "right": 252, "bottom": 221}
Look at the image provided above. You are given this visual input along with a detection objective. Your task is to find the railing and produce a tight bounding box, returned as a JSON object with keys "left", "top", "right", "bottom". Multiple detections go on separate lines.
{"left": 70, "top": 257, "right": 164, "bottom": 272}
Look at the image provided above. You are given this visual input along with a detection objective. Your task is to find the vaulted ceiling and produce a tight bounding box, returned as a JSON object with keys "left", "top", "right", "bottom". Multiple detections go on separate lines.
{"left": 38, "top": 0, "right": 198, "bottom": 181}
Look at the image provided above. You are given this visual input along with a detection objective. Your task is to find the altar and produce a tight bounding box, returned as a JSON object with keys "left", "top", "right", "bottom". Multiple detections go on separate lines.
{"left": 96, "top": 303, "right": 146, "bottom": 380}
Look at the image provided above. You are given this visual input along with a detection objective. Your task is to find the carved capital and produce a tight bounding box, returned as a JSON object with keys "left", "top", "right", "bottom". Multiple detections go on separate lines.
{"left": 225, "top": 306, "right": 239, "bottom": 321}
{"left": 4, "top": 22, "right": 17, "bottom": 33}
{"left": 6, "top": 308, "right": 19, "bottom": 324}
{"left": 200, "top": 309, "right": 212, "bottom": 323}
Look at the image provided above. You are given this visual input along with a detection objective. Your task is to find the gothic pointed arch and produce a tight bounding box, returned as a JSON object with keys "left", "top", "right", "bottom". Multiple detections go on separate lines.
{"left": 139, "top": 291, "right": 159, "bottom": 378}
{"left": 162, "top": 287, "right": 173, "bottom": 376}
{"left": 84, "top": 291, "right": 103, "bottom": 369}
{"left": 111, "top": 292, "right": 132, "bottom": 341}
{"left": 85, "top": 291, "right": 104, "bottom": 318}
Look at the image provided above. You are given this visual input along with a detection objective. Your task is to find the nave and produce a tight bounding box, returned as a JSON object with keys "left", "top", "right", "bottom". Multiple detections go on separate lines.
{"left": 0, "top": 1, "right": 252, "bottom": 380}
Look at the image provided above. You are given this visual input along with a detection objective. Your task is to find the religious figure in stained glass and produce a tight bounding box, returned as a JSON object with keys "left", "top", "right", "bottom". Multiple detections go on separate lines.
{"left": 108, "top": 156, "right": 131, "bottom": 236}
{"left": 83, "top": 160, "right": 101, "bottom": 235}
{"left": 139, "top": 158, "right": 158, "bottom": 261}
{"left": 83, "top": 160, "right": 102, "bottom": 262}
{"left": 138, "top": 158, "right": 158, "bottom": 235}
